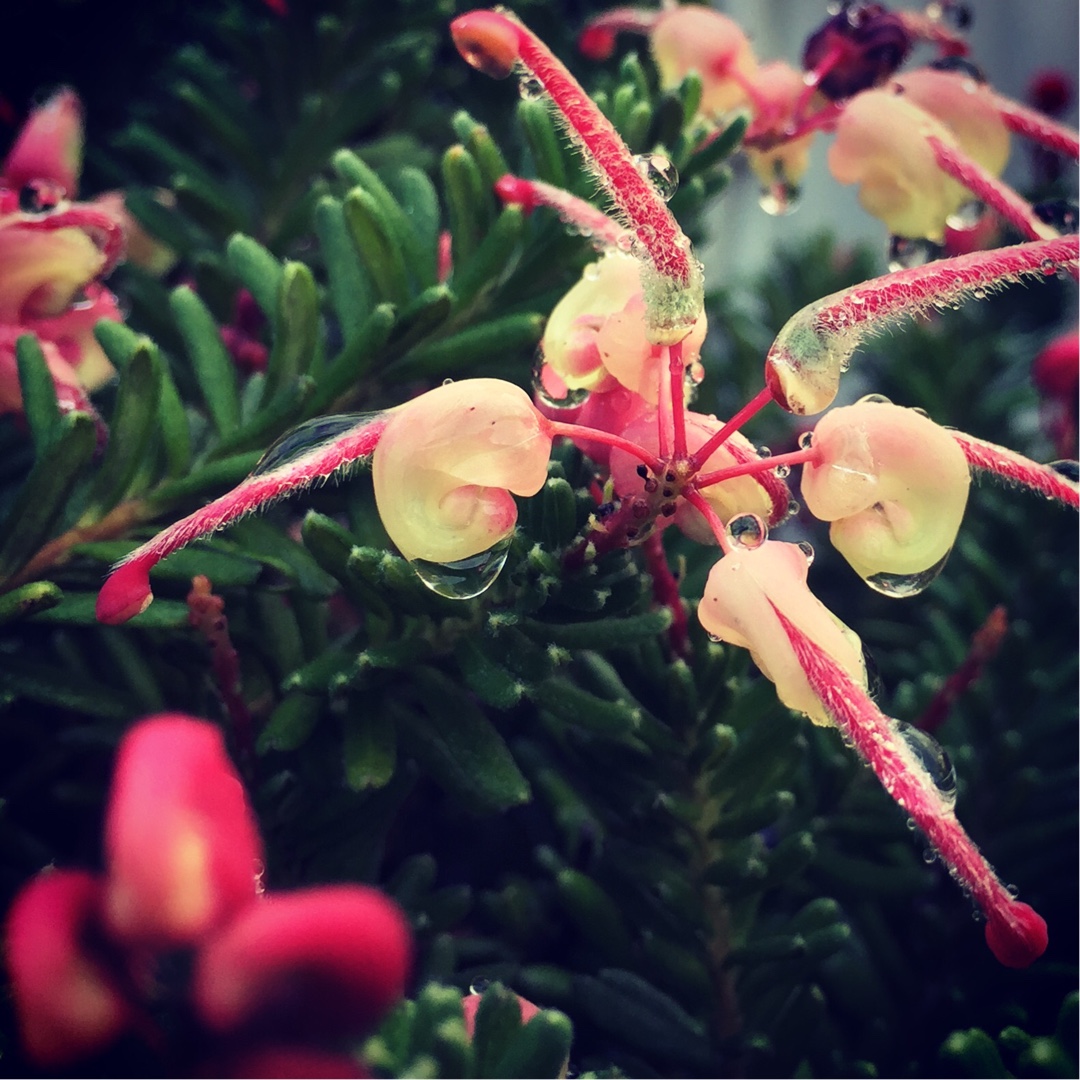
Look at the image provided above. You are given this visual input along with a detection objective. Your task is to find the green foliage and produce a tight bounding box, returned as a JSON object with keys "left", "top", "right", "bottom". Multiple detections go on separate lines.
{"left": 0, "top": 2, "right": 1075, "bottom": 1078}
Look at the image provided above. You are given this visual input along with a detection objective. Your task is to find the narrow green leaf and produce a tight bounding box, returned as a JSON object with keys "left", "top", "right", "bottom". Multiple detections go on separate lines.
{"left": 315, "top": 195, "right": 375, "bottom": 343}
{"left": 690, "top": 112, "right": 749, "bottom": 174}
{"left": 343, "top": 706, "right": 397, "bottom": 791}
{"left": 174, "top": 172, "right": 246, "bottom": 236}
{"left": 0, "top": 656, "right": 135, "bottom": 719}
{"left": 343, "top": 188, "right": 411, "bottom": 305}
{"left": 156, "top": 362, "right": 192, "bottom": 477}
{"left": 441, "top": 144, "right": 487, "bottom": 269}
{"left": 0, "top": 413, "right": 96, "bottom": 582}
{"left": 226, "top": 233, "right": 284, "bottom": 329}
{"left": 450, "top": 206, "right": 525, "bottom": 309}
{"left": 312, "top": 302, "right": 397, "bottom": 409}
{"left": 519, "top": 608, "right": 672, "bottom": 649}
{"left": 0, "top": 580, "right": 63, "bottom": 625}
{"left": 262, "top": 261, "right": 319, "bottom": 403}
{"left": 170, "top": 285, "right": 241, "bottom": 434}
{"left": 394, "top": 312, "right": 544, "bottom": 379}
{"left": 15, "top": 335, "right": 62, "bottom": 455}
{"left": 258, "top": 693, "right": 322, "bottom": 753}
{"left": 28, "top": 593, "right": 191, "bottom": 628}
{"left": 455, "top": 635, "right": 523, "bottom": 709}
{"left": 83, "top": 342, "right": 163, "bottom": 516}
{"left": 473, "top": 984, "right": 528, "bottom": 1079}
{"left": 93, "top": 320, "right": 145, "bottom": 372}
{"left": 517, "top": 99, "right": 568, "bottom": 188}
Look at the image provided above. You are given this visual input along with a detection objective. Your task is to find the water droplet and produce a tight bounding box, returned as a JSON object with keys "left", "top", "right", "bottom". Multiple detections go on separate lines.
{"left": 632, "top": 153, "right": 679, "bottom": 202}
{"left": 905, "top": 817, "right": 916, "bottom": 831}
{"left": 910, "top": 406, "right": 929, "bottom": 417}
{"left": 518, "top": 75, "right": 544, "bottom": 101}
{"left": 895, "top": 721, "right": 958, "bottom": 807}
{"left": 1040, "top": 258, "right": 1057, "bottom": 276}
{"left": 411, "top": 536, "right": 512, "bottom": 599}
{"left": 945, "top": 198, "right": 985, "bottom": 230}
{"left": 616, "top": 232, "right": 635, "bottom": 252}
{"left": 887, "top": 235, "right": 943, "bottom": 271}
{"left": 863, "top": 547, "right": 951, "bottom": 597}
{"left": 783, "top": 499, "right": 801, "bottom": 521}
{"left": 1049, "top": 459, "right": 1080, "bottom": 482}
{"left": 1006, "top": 883, "right": 1020, "bottom": 899}
{"left": 442, "top": 377, "right": 455, "bottom": 386}
{"left": 857, "top": 393, "right": 892, "bottom": 406}
{"left": 758, "top": 178, "right": 802, "bottom": 216}
{"left": 469, "top": 978, "right": 491, "bottom": 995}
{"left": 688, "top": 361, "right": 705, "bottom": 385}
{"left": 774, "top": 463, "right": 791, "bottom": 479}
{"left": 797, "top": 540, "right": 815, "bottom": 565}
{"left": 1033, "top": 199, "right": 1079, "bottom": 234}
{"left": 862, "top": 644, "right": 884, "bottom": 702}
{"left": 798, "top": 431, "right": 814, "bottom": 450}
{"left": 252, "top": 413, "right": 380, "bottom": 475}
{"left": 707, "top": 631, "right": 723, "bottom": 644}
{"left": 922, "top": 847, "right": 938, "bottom": 865}
{"left": 726, "top": 513, "right": 767, "bottom": 550}
{"left": 531, "top": 359, "right": 589, "bottom": 409}
{"left": 757, "top": 445, "right": 773, "bottom": 458}
{"left": 971, "top": 287, "right": 987, "bottom": 300}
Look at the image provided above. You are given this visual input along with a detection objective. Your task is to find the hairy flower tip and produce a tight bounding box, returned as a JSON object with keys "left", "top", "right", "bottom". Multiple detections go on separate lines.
{"left": 651, "top": 6, "right": 757, "bottom": 117}
{"left": 802, "top": 3, "right": 911, "bottom": 100}
{"left": 103, "top": 715, "right": 263, "bottom": 946}
{"left": 1, "top": 88, "right": 83, "bottom": 198}
{"left": 985, "top": 901, "right": 1049, "bottom": 969}
{"left": 698, "top": 540, "right": 866, "bottom": 725}
{"left": 193, "top": 886, "right": 411, "bottom": 1042}
{"left": 373, "top": 379, "right": 552, "bottom": 565}
{"left": 801, "top": 398, "right": 970, "bottom": 594}
{"left": 542, "top": 250, "right": 707, "bottom": 402}
{"left": 95, "top": 558, "right": 153, "bottom": 625}
{"left": 892, "top": 68, "right": 1010, "bottom": 178}
{"left": 451, "top": 10, "right": 520, "bottom": 79}
{"left": 6, "top": 870, "right": 130, "bottom": 1066}
{"left": 828, "top": 88, "right": 967, "bottom": 242}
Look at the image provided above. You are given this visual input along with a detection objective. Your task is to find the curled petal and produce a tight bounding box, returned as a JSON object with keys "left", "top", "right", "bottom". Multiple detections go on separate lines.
{"left": 698, "top": 540, "right": 865, "bottom": 725}
{"left": 801, "top": 400, "right": 970, "bottom": 586}
{"left": 1, "top": 88, "right": 83, "bottom": 198}
{"left": 373, "top": 379, "right": 552, "bottom": 564}
{"left": 104, "top": 715, "right": 263, "bottom": 946}
{"left": 192, "top": 886, "right": 411, "bottom": 1042}
{"left": 6, "top": 870, "right": 130, "bottom": 1066}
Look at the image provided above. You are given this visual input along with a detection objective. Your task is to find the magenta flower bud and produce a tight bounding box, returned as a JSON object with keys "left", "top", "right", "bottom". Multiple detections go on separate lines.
{"left": 802, "top": 3, "right": 912, "bottom": 100}
{"left": 1, "top": 88, "right": 84, "bottom": 198}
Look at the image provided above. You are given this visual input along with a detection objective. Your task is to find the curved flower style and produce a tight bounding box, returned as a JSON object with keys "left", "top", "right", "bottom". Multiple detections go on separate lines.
{"left": 5, "top": 715, "right": 412, "bottom": 1072}
{"left": 92, "top": 5, "right": 1079, "bottom": 970}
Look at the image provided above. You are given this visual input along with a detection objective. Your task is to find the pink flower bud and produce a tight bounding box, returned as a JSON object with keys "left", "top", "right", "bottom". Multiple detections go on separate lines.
{"left": 103, "top": 716, "right": 263, "bottom": 946}
{"left": 827, "top": 88, "right": 966, "bottom": 241}
{"left": 744, "top": 62, "right": 817, "bottom": 192}
{"left": 1, "top": 88, "right": 83, "bottom": 198}
{"left": 651, "top": 6, "right": 758, "bottom": 118}
{"left": 801, "top": 399, "right": 970, "bottom": 592}
{"left": 698, "top": 540, "right": 866, "bottom": 725}
{"left": 372, "top": 379, "right": 552, "bottom": 564}
{"left": 192, "top": 887, "right": 411, "bottom": 1042}
{"left": 6, "top": 870, "right": 130, "bottom": 1066}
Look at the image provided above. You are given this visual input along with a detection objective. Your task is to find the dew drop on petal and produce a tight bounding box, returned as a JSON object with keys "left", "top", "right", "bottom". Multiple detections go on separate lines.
{"left": 798, "top": 431, "right": 814, "bottom": 450}
{"left": 1049, "top": 459, "right": 1080, "bottom": 482}
{"left": 857, "top": 393, "right": 893, "bottom": 406}
{"left": 887, "top": 235, "right": 943, "bottom": 271}
{"left": 518, "top": 75, "right": 545, "bottom": 100}
{"left": 469, "top": 978, "right": 491, "bottom": 995}
{"left": 531, "top": 359, "right": 589, "bottom": 409}
{"left": 411, "top": 536, "right": 513, "bottom": 599}
{"left": 632, "top": 153, "right": 679, "bottom": 202}
{"left": 759, "top": 179, "right": 802, "bottom": 216}
{"left": 895, "top": 720, "right": 958, "bottom": 807}
{"left": 863, "top": 547, "right": 951, "bottom": 597}
{"left": 797, "top": 540, "right": 815, "bottom": 565}
{"left": 726, "top": 513, "right": 767, "bottom": 550}
{"left": 945, "top": 199, "right": 984, "bottom": 231}
{"left": 251, "top": 413, "right": 381, "bottom": 475}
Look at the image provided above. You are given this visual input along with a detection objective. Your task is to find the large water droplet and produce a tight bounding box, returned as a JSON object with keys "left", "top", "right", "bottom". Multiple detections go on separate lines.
{"left": 531, "top": 359, "right": 589, "bottom": 409}
{"left": 857, "top": 393, "right": 893, "bottom": 406}
{"left": 887, "top": 235, "right": 943, "bottom": 271}
{"left": 797, "top": 540, "right": 815, "bottom": 566}
{"left": 252, "top": 413, "right": 380, "bottom": 475}
{"left": 946, "top": 199, "right": 984, "bottom": 231}
{"left": 411, "top": 536, "right": 512, "bottom": 599}
{"left": 895, "top": 721, "right": 958, "bottom": 807}
{"left": 1049, "top": 459, "right": 1080, "bottom": 482}
{"left": 759, "top": 178, "right": 802, "bottom": 217}
{"left": 863, "top": 547, "right": 951, "bottom": 598}
{"left": 726, "top": 513, "right": 767, "bottom": 550}
{"left": 798, "top": 431, "right": 814, "bottom": 451}
{"left": 518, "top": 75, "right": 545, "bottom": 100}
{"left": 469, "top": 978, "right": 491, "bottom": 996}
{"left": 633, "top": 153, "right": 679, "bottom": 202}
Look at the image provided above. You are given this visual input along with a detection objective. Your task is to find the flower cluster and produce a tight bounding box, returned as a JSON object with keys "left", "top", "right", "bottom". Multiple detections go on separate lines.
{"left": 5, "top": 715, "right": 411, "bottom": 1074}
{"left": 94, "top": 3, "right": 1077, "bottom": 970}
{"left": 0, "top": 89, "right": 126, "bottom": 422}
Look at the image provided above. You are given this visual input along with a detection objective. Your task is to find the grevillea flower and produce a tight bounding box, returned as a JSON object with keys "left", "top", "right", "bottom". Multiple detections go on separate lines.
{"left": 5, "top": 715, "right": 411, "bottom": 1071}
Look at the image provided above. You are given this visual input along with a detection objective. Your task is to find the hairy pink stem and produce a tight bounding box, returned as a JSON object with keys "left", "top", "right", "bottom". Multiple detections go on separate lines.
{"left": 451, "top": 10, "right": 694, "bottom": 290}
{"left": 578, "top": 6, "right": 660, "bottom": 61}
{"left": 682, "top": 489, "right": 733, "bottom": 554}
{"left": 494, "top": 174, "right": 627, "bottom": 249}
{"left": 668, "top": 340, "right": 687, "bottom": 460}
{"left": 694, "top": 444, "right": 819, "bottom": 491}
{"left": 689, "top": 387, "right": 774, "bottom": 470}
{"left": 952, "top": 431, "right": 1080, "bottom": 509}
{"left": 546, "top": 419, "right": 663, "bottom": 474}
{"left": 896, "top": 10, "right": 969, "bottom": 57}
{"left": 926, "top": 134, "right": 1059, "bottom": 243}
{"left": 96, "top": 414, "right": 389, "bottom": 625}
{"left": 991, "top": 91, "right": 1080, "bottom": 159}
{"left": 772, "top": 604, "right": 1048, "bottom": 969}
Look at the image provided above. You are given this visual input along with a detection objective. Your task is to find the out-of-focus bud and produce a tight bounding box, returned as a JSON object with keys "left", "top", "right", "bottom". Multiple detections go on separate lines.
{"left": 802, "top": 3, "right": 912, "bottom": 100}
{"left": 1, "top": 88, "right": 83, "bottom": 198}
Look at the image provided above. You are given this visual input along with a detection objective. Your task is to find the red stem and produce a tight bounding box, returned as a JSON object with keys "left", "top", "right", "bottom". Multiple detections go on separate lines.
{"left": 773, "top": 604, "right": 1048, "bottom": 969}
{"left": 926, "top": 134, "right": 1058, "bottom": 243}
{"left": 643, "top": 532, "right": 689, "bottom": 656}
{"left": 682, "top": 490, "right": 732, "bottom": 553}
{"left": 952, "top": 431, "right": 1080, "bottom": 510}
{"left": 694, "top": 445, "right": 819, "bottom": 491}
{"left": 547, "top": 419, "right": 663, "bottom": 474}
{"left": 689, "top": 387, "right": 774, "bottom": 470}
{"left": 992, "top": 92, "right": 1080, "bottom": 159}
{"left": 669, "top": 340, "right": 687, "bottom": 460}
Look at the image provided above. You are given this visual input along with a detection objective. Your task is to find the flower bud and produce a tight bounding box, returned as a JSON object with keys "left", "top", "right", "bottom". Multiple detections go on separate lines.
{"left": 801, "top": 399, "right": 970, "bottom": 591}
{"left": 1, "top": 88, "right": 83, "bottom": 198}
{"left": 699, "top": 541, "right": 866, "bottom": 725}
{"left": 372, "top": 379, "right": 552, "bottom": 564}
